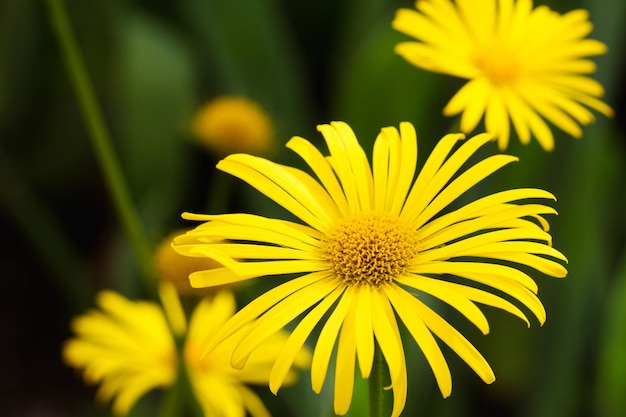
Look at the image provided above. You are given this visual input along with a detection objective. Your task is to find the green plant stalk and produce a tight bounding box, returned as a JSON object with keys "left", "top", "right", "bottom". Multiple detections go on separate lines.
{"left": 44, "top": 0, "right": 155, "bottom": 290}
{"left": 369, "top": 342, "right": 384, "bottom": 417}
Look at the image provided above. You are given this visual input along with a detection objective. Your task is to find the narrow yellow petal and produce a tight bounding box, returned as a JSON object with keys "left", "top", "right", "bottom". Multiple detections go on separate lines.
{"left": 189, "top": 267, "right": 252, "bottom": 287}
{"left": 179, "top": 212, "right": 322, "bottom": 248}
{"left": 516, "top": 99, "right": 555, "bottom": 151}
{"left": 422, "top": 263, "right": 548, "bottom": 324}
{"left": 286, "top": 136, "right": 350, "bottom": 216}
{"left": 186, "top": 243, "right": 325, "bottom": 279}
{"left": 385, "top": 285, "right": 452, "bottom": 397}
{"left": 334, "top": 305, "right": 357, "bottom": 416}
{"left": 416, "top": 188, "right": 556, "bottom": 239}
{"left": 413, "top": 154, "right": 518, "bottom": 229}
{"left": 389, "top": 122, "right": 418, "bottom": 215}
{"left": 317, "top": 124, "right": 363, "bottom": 212}
{"left": 333, "top": 121, "right": 375, "bottom": 211}
{"left": 203, "top": 272, "right": 330, "bottom": 355}
{"left": 270, "top": 286, "right": 344, "bottom": 393}
{"left": 378, "top": 126, "right": 401, "bottom": 212}
{"left": 485, "top": 91, "right": 511, "bottom": 150}
{"left": 354, "top": 286, "right": 374, "bottom": 378}
{"left": 371, "top": 289, "right": 404, "bottom": 385}
{"left": 372, "top": 129, "right": 391, "bottom": 212}
{"left": 483, "top": 252, "right": 568, "bottom": 278}
{"left": 205, "top": 243, "right": 322, "bottom": 260}
{"left": 405, "top": 133, "right": 496, "bottom": 224}
{"left": 414, "top": 298, "right": 495, "bottom": 384}
{"left": 418, "top": 223, "right": 556, "bottom": 262}
{"left": 232, "top": 277, "right": 340, "bottom": 369}
{"left": 218, "top": 157, "right": 330, "bottom": 232}
{"left": 411, "top": 261, "right": 539, "bottom": 293}
{"left": 413, "top": 278, "right": 531, "bottom": 326}
{"left": 502, "top": 88, "right": 532, "bottom": 144}
{"left": 401, "top": 132, "right": 465, "bottom": 220}
{"left": 238, "top": 385, "right": 272, "bottom": 417}
{"left": 375, "top": 289, "right": 408, "bottom": 417}
{"left": 311, "top": 286, "right": 354, "bottom": 393}
{"left": 158, "top": 282, "right": 187, "bottom": 337}
{"left": 396, "top": 276, "right": 490, "bottom": 334}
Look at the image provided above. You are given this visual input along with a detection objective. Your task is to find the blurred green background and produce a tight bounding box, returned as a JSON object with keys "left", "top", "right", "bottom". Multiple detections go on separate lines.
{"left": 0, "top": 0, "right": 625, "bottom": 416}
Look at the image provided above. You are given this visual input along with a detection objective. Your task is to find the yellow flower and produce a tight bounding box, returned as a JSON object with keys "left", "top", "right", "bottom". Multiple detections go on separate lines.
{"left": 192, "top": 96, "right": 275, "bottom": 155}
{"left": 392, "top": 0, "right": 613, "bottom": 151}
{"left": 173, "top": 121, "right": 567, "bottom": 417}
{"left": 63, "top": 285, "right": 310, "bottom": 416}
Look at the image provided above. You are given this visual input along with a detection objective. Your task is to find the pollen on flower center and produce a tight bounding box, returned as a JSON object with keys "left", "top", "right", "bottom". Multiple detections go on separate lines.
{"left": 474, "top": 47, "right": 520, "bottom": 85}
{"left": 323, "top": 213, "right": 418, "bottom": 287}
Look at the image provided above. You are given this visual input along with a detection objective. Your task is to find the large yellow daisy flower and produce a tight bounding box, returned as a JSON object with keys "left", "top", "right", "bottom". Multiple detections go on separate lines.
{"left": 392, "top": 0, "right": 613, "bottom": 151}
{"left": 174, "top": 121, "right": 567, "bottom": 416}
{"left": 63, "top": 285, "right": 309, "bottom": 416}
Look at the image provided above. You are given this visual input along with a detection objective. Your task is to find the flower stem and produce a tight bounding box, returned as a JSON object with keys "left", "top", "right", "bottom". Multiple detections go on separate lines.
{"left": 369, "top": 341, "right": 385, "bottom": 417}
{"left": 44, "top": 0, "right": 155, "bottom": 290}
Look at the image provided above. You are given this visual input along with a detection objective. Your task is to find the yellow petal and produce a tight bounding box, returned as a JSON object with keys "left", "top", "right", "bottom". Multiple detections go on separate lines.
{"left": 286, "top": 136, "right": 350, "bottom": 216}
{"left": 371, "top": 289, "right": 404, "bottom": 385}
{"left": 238, "top": 385, "right": 272, "bottom": 417}
{"left": 413, "top": 154, "right": 518, "bottom": 229}
{"left": 402, "top": 132, "right": 465, "bottom": 221}
{"left": 311, "top": 286, "right": 354, "bottom": 393}
{"left": 270, "top": 286, "right": 343, "bottom": 393}
{"left": 396, "top": 275, "right": 490, "bottom": 334}
{"left": 354, "top": 286, "right": 374, "bottom": 378}
{"left": 372, "top": 128, "right": 391, "bottom": 211}
{"left": 414, "top": 298, "right": 495, "bottom": 384}
{"left": 334, "top": 302, "right": 357, "bottom": 415}
{"left": 375, "top": 289, "right": 409, "bottom": 417}
{"left": 218, "top": 156, "right": 331, "bottom": 232}
{"left": 232, "top": 277, "right": 340, "bottom": 369}
{"left": 405, "top": 133, "right": 497, "bottom": 224}
{"left": 390, "top": 122, "right": 418, "bottom": 215}
{"left": 203, "top": 272, "right": 330, "bottom": 355}
{"left": 385, "top": 284, "right": 452, "bottom": 397}
{"left": 411, "top": 260, "right": 539, "bottom": 293}
{"left": 418, "top": 223, "right": 556, "bottom": 261}
{"left": 416, "top": 188, "right": 556, "bottom": 239}
{"left": 158, "top": 282, "right": 187, "bottom": 337}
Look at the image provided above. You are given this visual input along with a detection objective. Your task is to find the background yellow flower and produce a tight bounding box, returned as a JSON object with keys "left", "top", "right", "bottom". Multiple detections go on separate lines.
{"left": 192, "top": 96, "right": 275, "bottom": 156}
{"left": 393, "top": 0, "right": 613, "bottom": 150}
{"left": 63, "top": 291, "right": 177, "bottom": 415}
{"left": 63, "top": 286, "right": 310, "bottom": 416}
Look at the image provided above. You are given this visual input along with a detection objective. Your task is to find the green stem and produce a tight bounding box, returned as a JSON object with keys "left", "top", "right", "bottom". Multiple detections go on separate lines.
{"left": 44, "top": 0, "right": 155, "bottom": 290}
{"left": 369, "top": 342, "right": 385, "bottom": 417}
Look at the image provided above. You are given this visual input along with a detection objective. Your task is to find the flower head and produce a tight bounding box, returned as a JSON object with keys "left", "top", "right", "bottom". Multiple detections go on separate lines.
{"left": 392, "top": 0, "right": 613, "bottom": 150}
{"left": 174, "top": 121, "right": 567, "bottom": 416}
{"left": 63, "top": 286, "right": 309, "bottom": 416}
{"left": 192, "top": 96, "right": 275, "bottom": 155}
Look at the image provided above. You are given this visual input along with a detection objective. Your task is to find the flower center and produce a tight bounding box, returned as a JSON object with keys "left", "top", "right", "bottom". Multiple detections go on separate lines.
{"left": 474, "top": 46, "right": 519, "bottom": 85}
{"left": 323, "top": 213, "right": 418, "bottom": 287}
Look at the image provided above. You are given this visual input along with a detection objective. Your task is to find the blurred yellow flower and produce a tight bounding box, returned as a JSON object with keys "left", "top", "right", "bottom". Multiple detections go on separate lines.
{"left": 63, "top": 285, "right": 310, "bottom": 416}
{"left": 393, "top": 0, "right": 613, "bottom": 151}
{"left": 173, "top": 121, "right": 567, "bottom": 417}
{"left": 192, "top": 96, "right": 275, "bottom": 155}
